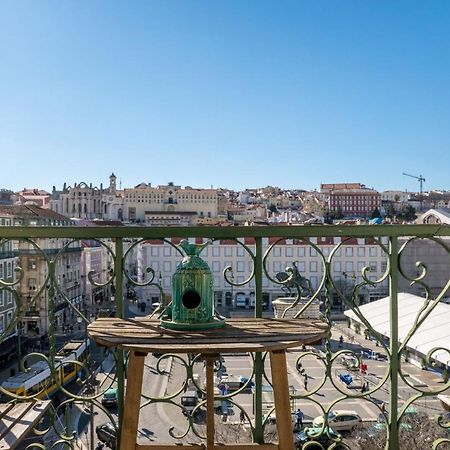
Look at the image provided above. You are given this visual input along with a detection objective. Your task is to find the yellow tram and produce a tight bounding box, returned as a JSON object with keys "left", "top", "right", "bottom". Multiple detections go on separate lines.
{"left": 1, "top": 340, "right": 90, "bottom": 398}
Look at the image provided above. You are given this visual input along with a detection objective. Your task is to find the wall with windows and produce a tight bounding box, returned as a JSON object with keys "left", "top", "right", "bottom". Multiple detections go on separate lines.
{"left": 132, "top": 237, "right": 390, "bottom": 309}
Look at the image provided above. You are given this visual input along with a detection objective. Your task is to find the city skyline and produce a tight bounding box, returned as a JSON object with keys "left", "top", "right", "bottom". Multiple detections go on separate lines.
{"left": 2, "top": 1, "right": 450, "bottom": 192}
{"left": 0, "top": 172, "right": 442, "bottom": 195}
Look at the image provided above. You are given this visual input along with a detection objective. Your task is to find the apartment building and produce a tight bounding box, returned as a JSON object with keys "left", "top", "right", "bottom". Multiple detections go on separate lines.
{"left": 0, "top": 190, "right": 14, "bottom": 206}
{"left": 0, "top": 213, "right": 18, "bottom": 363}
{"left": 81, "top": 238, "right": 114, "bottom": 309}
{"left": 322, "top": 183, "right": 381, "bottom": 218}
{"left": 129, "top": 237, "right": 389, "bottom": 310}
{"left": 13, "top": 189, "right": 51, "bottom": 208}
{"left": 0, "top": 205, "right": 82, "bottom": 337}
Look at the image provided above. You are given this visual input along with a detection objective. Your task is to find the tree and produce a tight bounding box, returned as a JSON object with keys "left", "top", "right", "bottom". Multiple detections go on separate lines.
{"left": 354, "top": 410, "right": 449, "bottom": 450}
{"left": 371, "top": 208, "right": 381, "bottom": 219}
{"left": 397, "top": 205, "right": 417, "bottom": 222}
{"left": 268, "top": 204, "right": 278, "bottom": 214}
{"left": 385, "top": 202, "right": 396, "bottom": 218}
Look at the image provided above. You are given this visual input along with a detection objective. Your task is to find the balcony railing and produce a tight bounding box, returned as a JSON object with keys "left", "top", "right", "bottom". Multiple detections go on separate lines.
{"left": 0, "top": 224, "right": 449, "bottom": 450}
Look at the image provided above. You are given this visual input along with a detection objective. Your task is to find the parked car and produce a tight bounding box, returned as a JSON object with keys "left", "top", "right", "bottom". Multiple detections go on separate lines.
{"left": 312, "top": 410, "right": 362, "bottom": 432}
{"left": 181, "top": 390, "right": 199, "bottom": 414}
{"left": 96, "top": 422, "right": 117, "bottom": 449}
{"left": 101, "top": 388, "right": 118, "bottom": 408}
{"left": 98, "top": 307, "right": 116, "bottom": 318}
{"left": 295, "top": 426, "right": 345, "bottom": 449}
{"left": 264, "top": 411, "right": 297, "bottom": 428}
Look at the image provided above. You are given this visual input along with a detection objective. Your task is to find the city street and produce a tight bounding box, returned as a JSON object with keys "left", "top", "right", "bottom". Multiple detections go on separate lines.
{"left": 75, "top": 319, "right": 449, "bottom": 449}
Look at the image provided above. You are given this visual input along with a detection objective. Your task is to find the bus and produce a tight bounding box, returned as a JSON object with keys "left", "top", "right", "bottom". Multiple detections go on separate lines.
{"left": 1, "top": 340, "right": 90, "bottom": 399}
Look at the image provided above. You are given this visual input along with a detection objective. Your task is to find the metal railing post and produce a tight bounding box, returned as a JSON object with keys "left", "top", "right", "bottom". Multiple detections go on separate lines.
{"left": 388, "top": 236, "right": 399, "bottom": 449}
{"left": 253, "top": 237, "right": 264, "bottom": 443}
{"left": 115, "top": 237, "right": 125, "bottom": 446}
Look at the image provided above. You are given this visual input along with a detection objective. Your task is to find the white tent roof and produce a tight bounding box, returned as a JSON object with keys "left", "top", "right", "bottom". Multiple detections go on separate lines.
{"left": 344, "top": 293, "right": 450, "bottom": 366}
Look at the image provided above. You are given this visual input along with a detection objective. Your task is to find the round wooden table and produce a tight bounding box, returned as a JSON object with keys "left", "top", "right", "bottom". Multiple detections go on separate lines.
{"left": 88, "top": 317, "right": 328, "bottom": 450}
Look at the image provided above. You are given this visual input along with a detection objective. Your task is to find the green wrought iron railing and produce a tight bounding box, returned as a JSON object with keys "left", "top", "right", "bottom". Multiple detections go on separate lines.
{"left": 0, "top": 224, "right": 449, "bottom": 450}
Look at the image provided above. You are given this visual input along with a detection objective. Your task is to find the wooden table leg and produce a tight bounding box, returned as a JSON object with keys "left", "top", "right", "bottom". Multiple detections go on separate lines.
{"left": 205, "top": 354, "right": 219, "bottom": 450}
{"left": 120, "top": 350, "right": 146, "bottom": 450}
{"left": 269, "top": 350, "right": 294, "bottom": 450}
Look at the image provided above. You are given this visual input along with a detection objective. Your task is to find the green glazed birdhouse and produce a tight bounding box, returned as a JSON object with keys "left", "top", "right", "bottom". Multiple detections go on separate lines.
{"left": 160, "top": 239, "right": 225, "bottom": 330}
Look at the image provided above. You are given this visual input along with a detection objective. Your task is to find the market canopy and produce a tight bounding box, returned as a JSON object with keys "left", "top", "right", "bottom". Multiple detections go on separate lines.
{"left": 344, "top": 293, "right": 450, "bottom": 366}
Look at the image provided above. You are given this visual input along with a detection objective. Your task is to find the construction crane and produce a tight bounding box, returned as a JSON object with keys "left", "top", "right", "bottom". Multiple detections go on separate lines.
{"left": 403, "top": 172, "right": 426, "bottom": 211}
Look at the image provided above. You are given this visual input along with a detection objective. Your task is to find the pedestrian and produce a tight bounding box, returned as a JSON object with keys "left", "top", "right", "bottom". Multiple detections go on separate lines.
{"left": 296, "top": 361, "right": 305, "bottom": 375}
{"left": 339, "top": 335, "right": 344, "bottom": 348}
{"left": 303, "top": 373, "right": 308, "bottom": 391}
{"left": 295, "top": 408, "right": 304, "bottom": 429}
{"left": 240, "top": 410, "right": 245, "bottom": 424}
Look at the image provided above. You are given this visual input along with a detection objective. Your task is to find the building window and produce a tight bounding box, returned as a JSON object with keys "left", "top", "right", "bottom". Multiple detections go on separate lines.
{"left": 357, "top": 247, "right": 365, "bottom": 257}
{"left": 297, "top": 261, "right": 305, "bottom": 272}
{"left": 369, "top": 247, "right": 377, "bottom": 257}
{"left": 273, "top": 261, "right": 281, "bottom": 273}
{"left": 297, "top": 247, "right": 305, "bottom": 257}
{"left": 163, "top": 246, "right": 172, "bottom": 257}
{"left": 333, "top": 261, "right": 342, "bottom": 273}
{"left": 151, "top": 247, "right": 160, "bottom": 257}
{"left": 369, "top": 261, "right": 377, "bottom": 272}
{"left": 345, "top": 261, "right": 353, "bottom": 272}
{"left": 163, "top": 261, "right": 172, "bottom": 273}
{"left": 224, "top": 247, "right": 233, "bottom": 257}
{"left": 237, "top": 246, "right": 244, "bottom": 257}
{"left": 285, "top": 247, "right": 293, "bottom": 257}
{"left": 310, "top": 261, "right": 317, "bottom": 272}
{"left": 273, "top": 247, "right": 281, "bottom": 257}
{"left": 237, "top": 261, "right": 245, "bottom": 272}
{"left": 212, "top": 261, "right": 220, "bottom": 272}
{"left": 345, "top": 247, "right": 353, "bottom": 257}
{"left": 212, "top": 247, "right": 220, "bottom": 257}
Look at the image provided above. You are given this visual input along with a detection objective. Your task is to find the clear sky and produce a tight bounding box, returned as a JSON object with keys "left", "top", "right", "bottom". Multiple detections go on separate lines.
{"left": 1, "top": 1, "right": 449, "bottom": 194}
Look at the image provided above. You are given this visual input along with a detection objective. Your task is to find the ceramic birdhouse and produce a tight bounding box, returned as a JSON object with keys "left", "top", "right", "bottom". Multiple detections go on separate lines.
{"left": 160, "top": 239, "right": 225, "bottom": 330}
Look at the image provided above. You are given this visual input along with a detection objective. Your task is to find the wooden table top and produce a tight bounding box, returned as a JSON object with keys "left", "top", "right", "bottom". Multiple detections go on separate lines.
{"left": 87, "top": 317, "right": 328, "bottom": 353}
{"left": 0, "top": 401, "right": 51, "bottom": 450}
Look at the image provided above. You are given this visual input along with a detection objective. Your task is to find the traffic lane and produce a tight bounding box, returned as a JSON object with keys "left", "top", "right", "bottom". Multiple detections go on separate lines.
{"left": 140, "top": 354, "right": 179, "bottom": 443}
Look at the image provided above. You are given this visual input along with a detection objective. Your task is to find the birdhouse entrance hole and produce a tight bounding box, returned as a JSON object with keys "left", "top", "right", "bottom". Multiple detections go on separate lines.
{"left": 182, "top": 290, "right": 201, "bottom": 309}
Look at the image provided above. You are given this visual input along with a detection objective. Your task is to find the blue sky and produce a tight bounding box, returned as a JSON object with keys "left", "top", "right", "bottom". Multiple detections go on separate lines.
{"left": 1, "top": 1, "right": 449, "bottom": 193}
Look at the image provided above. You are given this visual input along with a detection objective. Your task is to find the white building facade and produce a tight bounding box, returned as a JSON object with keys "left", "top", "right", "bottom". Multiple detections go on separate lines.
{"left": 126, "top": 237, "right": 389, "bottom": 310}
